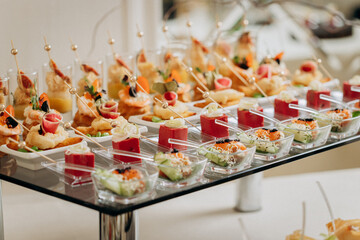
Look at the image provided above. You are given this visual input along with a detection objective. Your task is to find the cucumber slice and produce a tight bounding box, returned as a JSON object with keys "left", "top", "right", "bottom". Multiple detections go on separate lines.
{"left": 154, "top": 153, "right": 184, "bottom": 181}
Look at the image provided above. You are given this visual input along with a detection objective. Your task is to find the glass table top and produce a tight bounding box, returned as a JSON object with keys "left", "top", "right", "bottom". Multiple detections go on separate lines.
{"left": 0, "top": 133, "right": 359, "bottom": 216}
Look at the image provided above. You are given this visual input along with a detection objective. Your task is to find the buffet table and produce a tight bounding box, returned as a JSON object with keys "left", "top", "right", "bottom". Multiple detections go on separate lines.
{"left": 0, "top": 132, "right": 359, "bottom": 240}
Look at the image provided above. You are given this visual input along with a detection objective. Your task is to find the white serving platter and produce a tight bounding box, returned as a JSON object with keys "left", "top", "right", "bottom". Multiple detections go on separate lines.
{"left": 128, "top": 112, "right": 200, "bottom": 130}
{"left": 70, "top": 125, "right": 148, "bottom": 145}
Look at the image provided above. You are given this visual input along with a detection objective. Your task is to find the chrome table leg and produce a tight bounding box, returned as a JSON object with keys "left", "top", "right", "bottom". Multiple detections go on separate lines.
{"left": 0, "top": 180, "right": 4, "bottom": 240}
{"left": 235, "top": 173, "right": 263, "bottom": 212}
{"left": 100, "top": 210, "right": 138, "bottom": 240}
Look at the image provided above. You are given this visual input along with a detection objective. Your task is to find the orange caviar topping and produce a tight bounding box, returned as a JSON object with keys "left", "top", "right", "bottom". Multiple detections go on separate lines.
{"left": 291, "top": 119, "right": 317, "bottom": 129}
{"left": 255, "top": 128, "right": 282, "bottom": 141}
{"left": 327, "top": 108, "right": 351, "bottom": 119}
{"left": 214, "top": 141, "right": 246, "bottom": 153}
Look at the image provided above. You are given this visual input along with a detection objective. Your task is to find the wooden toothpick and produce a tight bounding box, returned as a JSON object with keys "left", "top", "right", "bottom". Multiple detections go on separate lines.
{"left": 107, "top": 30, "right": 117, "bottom": 61}
{"left": 196, "top": 87, "right": 237, "bottom": 120}
{"left": 136, "top": 24, "right": 145, "bottom": 52}
{"left": 10, "top": 40, "right": 21, "bottom": 77}
{"left": 313, "top": 56, "right": 333, "bottom": 80}
{"left": 180, "top": 62, "right": 209, "bottom": 92}
{"left": 214, "top": 52, "right": 250, "bottom": 87}
{"left": 61, "top": 121, "right": 107, "bottom": 150}
{"left": 8, "top": 138, "right": 56, "bottom": 163}
{"left": 154, "top": 97, "right": 201, "bottom": 131}
{"left": 316, "top": 181, "right": 336, "bottom": 233}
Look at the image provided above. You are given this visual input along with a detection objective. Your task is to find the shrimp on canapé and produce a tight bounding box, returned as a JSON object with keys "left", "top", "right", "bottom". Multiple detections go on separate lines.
{"left": 0, "top": 105, "right": 21, "bottom": 156}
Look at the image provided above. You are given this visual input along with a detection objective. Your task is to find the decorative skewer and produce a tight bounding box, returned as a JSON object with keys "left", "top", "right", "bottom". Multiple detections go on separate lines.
{"left": 215, "top": 15, "right": 222, "bottom": 37}
{"left": 238, "top": 218, "right": 250, "bottom": 240}
{"left": 107, "top": 30, "right": 117, "bottom": 61}
{"left": 186, "top": 18, "right": 192, "bottom": 40}
{"left": 181, "top": 62, "right": 209, "bottom": 92}
{"left": 10, "top": 40, "right": 21, "bottom": 77}
{"left": 154, "top": 97, "right": 201, "bottom": 131}
{"left": 136, "top": 24, "right": 146, "bottom": 52}
{"left": 70, "top": 38, "right": 81, "bottom": 65}
{"left": 162, "top": 21, "right": 170, "bottom": 48}
{"left": 316, "top": 181, "right": 336, "bottom": 233}
{"left": 300, "top": 201, "right": 306, "bottom": 240}
{"left": 313, "top": 56, "right": 333, "bottom": 80}
{"left": 214, "top": 52, "right": 250, "bottom": 87}
{"left": 196, "top": 87, "right": 237, "bottom": 120}
{"left": 0, "top": 105, "right": 30, "bottom": 132}
{"left": 7, "top": 138, "right": 56, "bottom": 163}
{"left": 61, "top": 121, "right": 107, "bottom": 150}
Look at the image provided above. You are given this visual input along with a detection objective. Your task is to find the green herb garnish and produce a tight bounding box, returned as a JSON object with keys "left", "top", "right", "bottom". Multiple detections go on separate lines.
{"left": 352, "top": 111, "right": 360, "bottom": 118}
{"left": 195, "top": 67, "right": 202, "bottom": 73}
{"left": 253, "top": 93, "right": 264, "bottom": 98}
{"left": 152, "top": 116, "right": 163, "bottom": 123}
{"left": 233, "top": 56, "right": 240, "bottom": 64}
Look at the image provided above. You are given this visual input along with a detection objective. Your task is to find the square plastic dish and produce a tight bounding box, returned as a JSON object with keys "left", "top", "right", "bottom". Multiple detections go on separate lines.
{"left": 92, "top": 164, "right": 158, "bottom": 204}
{"left": 315, "top": 109, "right": 360, "bottom": 140}
{"left": 94, "top": 141, "right": 208, "bottom": 189}
{"left": 41, "top": 161, "right": 104, "bottom": 187}
{"left": 142, "top": 152, "right": 207, "bottom": 189}
{"left": 128, "top": 106, "right": 200, "bottom": 130}
{"left": 197, "top": 138, "right": 256, "bottom": 175}
{"left": 238, "top": 128, "right": 294, "bottom": 161}
{"left": 0, "top": 140, "right": 85, "bottom": 170}
{"left": 279, "top": 119, "right": 332, "bottom": 149}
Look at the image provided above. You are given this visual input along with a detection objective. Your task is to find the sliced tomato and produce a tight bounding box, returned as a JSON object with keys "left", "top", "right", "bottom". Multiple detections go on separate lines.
{"left": 136, "top": 76, "right": 150, "bottom": 94}
{"left": 39, "top": 93, "right": 50, "bottom": 108}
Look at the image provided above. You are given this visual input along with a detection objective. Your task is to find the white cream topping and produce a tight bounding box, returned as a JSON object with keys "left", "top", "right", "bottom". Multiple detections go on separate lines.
{"left": 309, "top": 80, "right": 324, "bottom": 91}
{"left": 349, "top": 75, "right": 360, "bottom": 85}
{"left": 164, "top": 117, "right": 186, "bottom": 128}
{"left": 238, "top": 99, "right": 259, "bottom": 110}
{"left": 278, "top": 90, "right": 296, "bottom": 103}
{"left": 68, "top": 141, "right": 90, "bottom": 154}
{"left": 111, "top": 122, "right": 140, "bottom": 142}
{"left": 202, "top": 103, "right": 223, "bottom": 117}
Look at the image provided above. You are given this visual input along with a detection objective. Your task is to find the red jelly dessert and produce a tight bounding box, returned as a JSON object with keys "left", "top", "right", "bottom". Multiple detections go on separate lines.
{"left": 64, "top": 143, "right": 95, "bottom": 185}
{"left": 158, "top": 125, "right": 188, "bottom": 150}
{"left": 343, "top": 81, "right": 360, "bottom": 102}
{"left": 200, "top": 114, "right": 229, "bottom": 138}
{"left": 274, "top": 98, "right": 299, "bottom": 118}
{"left": 237, "top": 107, "right": 264, "bottom": 129}
{"left": 112, "top": 138, "right": 141, "bottom": 163}
{"left": 307, "top": 90, "right": 331, "bottom": 110}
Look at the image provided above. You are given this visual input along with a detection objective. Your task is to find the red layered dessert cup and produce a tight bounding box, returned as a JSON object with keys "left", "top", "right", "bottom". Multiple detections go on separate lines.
{"left": 275, "top": 98, "right": 299, "bottom": 118}
{"left": 112, "top": 137, "right": 141, "bottom": 163}
{"left": 111, "top": 123, "right": 141, "bottom": 164}
{"left": 64, "top": 143, "right": 95, "bottom": 185}
{"left": 200, "top": 114, "right": 229, "bottom": 138}
{"left": 237, "top": 107, "right": 264, "bottom": 129}
{"left": 158, "top": 124, "right": 188, "bottom": 150}
{"left": 343, "top": 81, "right": 360, "bottom": 102}
{"left": 307, "top": 89, "right": 331, "bottom": 110}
